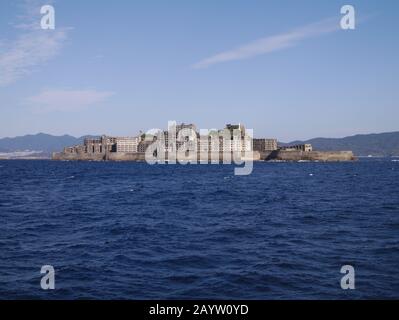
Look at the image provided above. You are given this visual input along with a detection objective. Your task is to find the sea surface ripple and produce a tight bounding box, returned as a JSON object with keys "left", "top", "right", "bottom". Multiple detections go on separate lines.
{"left": 0, "top": 159, "right": 398, "bottom": 299}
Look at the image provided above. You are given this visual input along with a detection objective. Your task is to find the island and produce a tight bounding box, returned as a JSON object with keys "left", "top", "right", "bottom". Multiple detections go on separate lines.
{"left": 52, "top": 123, "right": 356, "bottom": 162}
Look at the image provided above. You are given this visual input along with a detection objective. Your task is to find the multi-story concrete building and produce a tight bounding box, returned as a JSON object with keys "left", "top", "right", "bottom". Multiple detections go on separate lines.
{"left": 176, "top": 123, "right": 197, "bottom": 134}
{"left": 221, "top": 124, "right": 252, "bottom": 152}
{"left": 138, "top": 140, "right": 154, "bottom": 153}
{"left": 64, "top": 127, "right": 277, "bottom": 155}
{"left": 84, "top": 137, "right": 103, "bottom": 154}
{"left": 197, "top": 127, "right": 251, "bottom": 153}
{"left": 115, "top": 137, "right": 140, "bottom": 153}
{"left": 160, "top": 123, "right": 198, "bottom": 153}
{"left": 83, "top": 136, "right": 116, "bottom": 154}
{"left": 54, "top": 123, "right": 295, "bottom": 161}
{"left": 225, "top": 123, "right": 246, "bottom": 139}
{"left": 253, "top": 138, "right": 278, "bottom": 152}
{"left": 220, "top": 137, "right": 251, "bottom": 152}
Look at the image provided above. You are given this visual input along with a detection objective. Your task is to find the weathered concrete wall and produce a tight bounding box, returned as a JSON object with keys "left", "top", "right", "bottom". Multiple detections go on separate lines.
{"left": 52, "top": 152, "right": 105, "bottom": 161}
{"left": 52, "top": 151, "right": 261, "bottom": 162}
{"left": 270, "top": 150, "right": 356, "bottom": 161}
{"left": 258, "top": 151, "right": 274, "bottom": 161}
{"left": 106, "top": 152, "right": 146, "bottom": 161}
{"left": 52, "top": 150, "right": 355, "bottom": 162}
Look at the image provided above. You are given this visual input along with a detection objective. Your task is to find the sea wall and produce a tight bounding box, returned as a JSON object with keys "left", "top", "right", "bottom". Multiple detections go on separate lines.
{"left": 268, "top": 150, "right": 356, "bottom": 161}
{"left": 52, "top": 150, "right": 354, "bottom": 162}
{"left": 52, "top": 151, "right": 261, "bottom": 162}
{"left": 107, "top": 152, "right": 146, "bottom": 161}
{"left": 52, "top": 152, "right": 105, "bottom": 161}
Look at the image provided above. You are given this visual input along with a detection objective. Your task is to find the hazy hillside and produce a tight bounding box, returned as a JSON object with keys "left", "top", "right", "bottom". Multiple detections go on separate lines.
{"left": 0, "top": 133, "right": 97, "bottom": 155}
{"left": 285, "top": 131, "right": 399, "bottom": 157}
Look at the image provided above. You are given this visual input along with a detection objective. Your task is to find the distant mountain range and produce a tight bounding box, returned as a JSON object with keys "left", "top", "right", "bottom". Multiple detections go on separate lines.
{"left": 0, "top": 133, "right": 97, "bottom": 158}
{"left": 0, "top": 131, "right": 398, "bottom": 158}
{"left": 282, "top": 131, "right": 399, "bottom": 157}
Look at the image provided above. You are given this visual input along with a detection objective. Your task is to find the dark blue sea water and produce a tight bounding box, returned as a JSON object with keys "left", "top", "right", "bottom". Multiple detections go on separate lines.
{"left": 0, "top": 159, "right": 398, "bottom": 299}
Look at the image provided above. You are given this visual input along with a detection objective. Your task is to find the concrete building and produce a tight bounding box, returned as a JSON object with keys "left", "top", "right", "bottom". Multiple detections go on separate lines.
{"left": 116, "top": 136, "right": 140, "bottom": 153}
{"left": 52, "top": 123, "right": 356, "bottom": 162}
{"left": 253, "top": 138, "right": 278, "bottom": 152}
{"left": 83, "top": 136, "right": 116, "bottom": 154}
{"left": 162, "top": 123, "right": 198, "bottom": 153}
{"left": 137, "top": 140, "right": 154, "bottom": 153}
{"left": 198, "top": 135, "right": 210, "bottom": 152}
{"left": 302, "top": 144, "right": 312, "bottom": 152}
{"left": 219, "top": 124, "right": 252, "bottom": 152}
{"left": 222, "top": 137, "right": 252, "bottom": 152}
{"left": 55, "top": 122, "right": 356, "bottom": 162}
{"left": 60, "top": 125, "right": 268, "bottom": 156}
{"left": 84, "top": 137, "right": 104, "bottom": 154}
{"left": 225, "top": 123, "right": 246, "bottom": 139}
{"left": 280, "top": 144, "right": 313, "bottom": 152}
{"left": 176, "top": 123, "right": 197, "bottom": 134}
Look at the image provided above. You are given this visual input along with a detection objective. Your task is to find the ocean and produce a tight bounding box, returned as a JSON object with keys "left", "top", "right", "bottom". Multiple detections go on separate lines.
{"left": 0, "top": 159, "right": 398, "bottom": 299}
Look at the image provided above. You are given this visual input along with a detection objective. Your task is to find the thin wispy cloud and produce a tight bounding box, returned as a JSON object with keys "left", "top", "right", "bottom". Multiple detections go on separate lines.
{"left": 192, "top": 17, "right": 341, "bottom": 69}
{"left": 26, "top": 89, "right": 115, "bottom": 113}
{"left": 0, "top": 0, "right": 70, "bottom": 86}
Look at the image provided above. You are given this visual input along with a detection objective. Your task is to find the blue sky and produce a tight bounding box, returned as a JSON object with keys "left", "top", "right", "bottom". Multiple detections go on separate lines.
{"left": 0, "top": 0, "right": 398, "bottom": 141}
